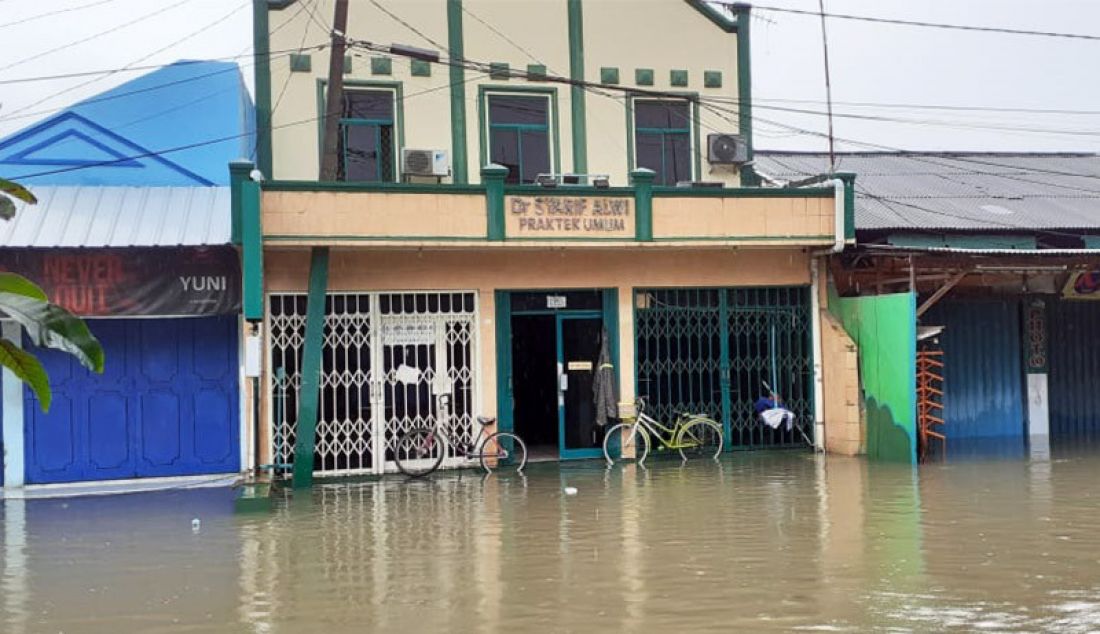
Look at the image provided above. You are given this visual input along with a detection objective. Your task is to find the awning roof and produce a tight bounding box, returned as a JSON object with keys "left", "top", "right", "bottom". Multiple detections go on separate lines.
{"left": 755, "top": 151, "right": 1100, "bottom": 232}
{"left": 0, "top": 186, "right": 231, "bottom": 248}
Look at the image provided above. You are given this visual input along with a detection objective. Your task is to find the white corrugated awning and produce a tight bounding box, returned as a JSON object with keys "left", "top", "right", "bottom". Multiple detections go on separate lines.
{"left": 0, "top": 186, "right": 231, "bottom": 247}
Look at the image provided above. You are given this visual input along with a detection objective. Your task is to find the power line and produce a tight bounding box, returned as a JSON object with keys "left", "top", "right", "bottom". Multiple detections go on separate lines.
{"left": 271, "top": 0, "right": 322, "bottom": 115}
{"left": 702, "top": 99, "right": 1100, "bottom": 182}
{"left": 0, "top": 0, "right": 192, "bottom": 74}
{"left": 749, "top": 96, "right": 1100, "bottom": 117}
{"left": 0, "top": 47, "right": 325, "bottom": 127}
{"left": 367, "top": 0, "right": 447, "bottom": 51}
{"left": 713, "top": 2, "right": 1100, "bottom": 42}
{"left": 9, "top": 69, "right": 484, "bottom": 181}
{"left": 0, "top": 47, "right": 316, "bottom": 86}
{"left": 0, "top": 0, "right": 122, "bottom": 29}
{"left": 1, "top": 0, "right": 252, "bottom": 122}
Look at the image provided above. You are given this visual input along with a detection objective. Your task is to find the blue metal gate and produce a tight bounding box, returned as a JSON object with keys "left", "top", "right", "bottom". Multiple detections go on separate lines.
{"left": 23, "top": 316, "right": 240, "bottom": 484}
{"left": 1048, "top": 300, "right": 1100, "bottom": 443}
{"left": 925, "top": 300, "right": 1025, "bottom": 445}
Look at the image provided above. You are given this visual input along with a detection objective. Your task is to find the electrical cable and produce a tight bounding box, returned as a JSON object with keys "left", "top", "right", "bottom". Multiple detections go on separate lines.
{"left": 0, "top": 0, "right": 123, "bottom": 30}
{"left": 0, "top": 48, "right": 321, "bottom": 127}
{"left": 0, "top": 0, "right": 193, "bottom": 74}
{"left": 711, "top": 2, "right": 1100, "bottom": 42}
{"left": 1, "top": 0, "right": 252, "bottom": 122}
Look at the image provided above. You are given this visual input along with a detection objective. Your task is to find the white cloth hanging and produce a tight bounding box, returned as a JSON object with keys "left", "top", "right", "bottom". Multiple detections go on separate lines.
{"left": 760, "top": 407, "right": 795, "bottom": 431}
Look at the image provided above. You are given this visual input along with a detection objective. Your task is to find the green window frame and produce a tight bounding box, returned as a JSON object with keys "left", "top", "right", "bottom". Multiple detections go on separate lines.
{"left": 478, "top": 86, "right": 560, "bottom": 185}
{"left": 632, "top": 99, "right": 694, "bottom": 186}
{"left": 624, "top": 94, "right": 699, "bottom": 184}
{"left": 316, "top": 79, "right": 406, "bottom": 182}
{"left": 487, "top": 93, "right": 549, "bottom": 184}
{"left": 339, "top": 89, "right": 397, "bottom": 182}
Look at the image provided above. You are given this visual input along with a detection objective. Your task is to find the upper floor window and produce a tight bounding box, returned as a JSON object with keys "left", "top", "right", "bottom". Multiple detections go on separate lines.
{"left": 633, "top": 99, "right": 692, "bottom": 186}
{"left": 487, "top": 94, "right": 551, "bottom": 184}
{"left": 338, "top": 89, "right": 396, "bottom": 182}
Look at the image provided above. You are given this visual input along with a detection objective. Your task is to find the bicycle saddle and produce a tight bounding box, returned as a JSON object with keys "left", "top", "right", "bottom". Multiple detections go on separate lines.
{"left": 477, "top": 416, "right": 496, "bottom": 426}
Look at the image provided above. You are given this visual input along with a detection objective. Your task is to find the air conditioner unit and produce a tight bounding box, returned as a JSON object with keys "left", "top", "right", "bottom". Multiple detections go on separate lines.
{"left": 707, "top": 133, "right": 748, "bottom": 164}
{"left": 402, "top": 149, "right": 449, "bottom": 177}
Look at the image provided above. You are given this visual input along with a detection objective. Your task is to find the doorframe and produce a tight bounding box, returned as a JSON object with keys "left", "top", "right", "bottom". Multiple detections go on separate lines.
{"left": 556, "top": 311, "right": 605, "bottom": 460}
{"left": 494, "top": 289, "right": 620, "bottom": 460}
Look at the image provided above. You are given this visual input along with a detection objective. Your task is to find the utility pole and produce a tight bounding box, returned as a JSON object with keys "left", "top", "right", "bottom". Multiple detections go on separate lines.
{"left": 319, "top": 0, "right": 350, "bottom": 181}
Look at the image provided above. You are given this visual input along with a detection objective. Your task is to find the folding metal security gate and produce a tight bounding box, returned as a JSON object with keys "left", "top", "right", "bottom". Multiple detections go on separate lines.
{"left": 635, "top": 287, "right": 813, "bottom": 449}
{"left": 268, "top": 292, "right": 478, "bottom": 476}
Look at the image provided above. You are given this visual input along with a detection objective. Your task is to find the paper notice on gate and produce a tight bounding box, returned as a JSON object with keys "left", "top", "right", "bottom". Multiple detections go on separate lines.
{"left": 395, "top": 364, "right": 421, "bottom": 385}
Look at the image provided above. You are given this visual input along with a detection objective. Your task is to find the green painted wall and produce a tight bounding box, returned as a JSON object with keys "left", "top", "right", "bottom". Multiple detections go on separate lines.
{"left": 835, "top": 292, "right": 917, "bottom": 464}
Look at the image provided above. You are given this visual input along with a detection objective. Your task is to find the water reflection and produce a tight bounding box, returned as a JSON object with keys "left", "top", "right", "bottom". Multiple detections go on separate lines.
{"left": 2, "top": 450, "right": 1100, "bottom": 632}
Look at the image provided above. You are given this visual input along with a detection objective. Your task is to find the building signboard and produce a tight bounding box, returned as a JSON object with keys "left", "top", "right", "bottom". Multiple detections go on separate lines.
{"left": 505, "top": 195, "right": 634, "bottom": 239}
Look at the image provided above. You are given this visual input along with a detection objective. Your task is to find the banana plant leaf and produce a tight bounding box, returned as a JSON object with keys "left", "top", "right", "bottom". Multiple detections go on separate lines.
{"left": 0, "top": 273, "right": 104, "bottom": 411}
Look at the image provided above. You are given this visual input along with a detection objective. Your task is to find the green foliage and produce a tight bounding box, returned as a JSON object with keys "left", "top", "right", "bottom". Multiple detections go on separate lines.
{"left": 0, "top": 180, "right": 104, "bottom": 411}
{"left": 0, "top": 177, "right": 36, "bottom": 220}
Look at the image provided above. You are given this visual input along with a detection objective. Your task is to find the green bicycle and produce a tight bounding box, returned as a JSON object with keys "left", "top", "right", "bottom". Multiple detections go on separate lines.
{"left": 603, "top": 397, "right": 723, "bottom": 466}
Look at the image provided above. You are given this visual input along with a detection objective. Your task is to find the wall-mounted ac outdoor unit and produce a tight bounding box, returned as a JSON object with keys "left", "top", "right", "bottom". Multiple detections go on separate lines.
{"left": 707, "top": 133, "right": 748, "bottom": 164}
{"left": 402, "top": 149, "right": 449, "bottom": 177}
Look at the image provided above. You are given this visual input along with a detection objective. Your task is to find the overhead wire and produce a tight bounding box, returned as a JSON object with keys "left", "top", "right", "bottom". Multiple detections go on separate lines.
{"left": 711, "top": 2, "right": 1100, "bottom": 42}
{"left": 1, "top": 0, "right": 252, "bottom": 122}
{"left": 0, "top": 46, "right": 325, "bottom": 125}
{"left": 0, "top": 0, "right": 192, "bottom": 74}
{"left": 8, "top": 66, "right": 490, "bottom": 181}
{"left": 0, "top": 0, "right": 123, "bottom": 29}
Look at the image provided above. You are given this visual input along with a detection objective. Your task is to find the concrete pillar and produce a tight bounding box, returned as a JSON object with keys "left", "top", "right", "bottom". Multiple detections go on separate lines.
{"left": 616, "top": 286, "right": 636, "bottom": 417}
{"left": 1024, "top": 299, "right": 1050, "bottom": 459}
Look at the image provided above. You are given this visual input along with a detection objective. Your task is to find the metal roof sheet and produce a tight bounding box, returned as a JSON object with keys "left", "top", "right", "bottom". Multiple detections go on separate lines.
{"left": 755, "top": 152, "right": 1100, "bottom": 232}
{"left": 0, "top": 186, "right": 231, "bottom": 247}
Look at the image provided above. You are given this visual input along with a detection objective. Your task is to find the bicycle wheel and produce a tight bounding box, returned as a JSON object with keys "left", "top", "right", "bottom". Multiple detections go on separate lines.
{"left": 394, "top": 427, "right": 445, "bottom": 477}
{"left": 677, "top": 418, "right": 724, "bottom": 460}
{"left": 480, "top": 432, "right": 528, "bottom": 473}
{"left": 603, "top": 423, "right": 651, "bottom": 466}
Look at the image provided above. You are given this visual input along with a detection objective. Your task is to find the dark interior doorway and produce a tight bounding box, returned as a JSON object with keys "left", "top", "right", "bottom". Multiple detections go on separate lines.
{"left": 511, "top": 315, "right": 559, "bottom": 458}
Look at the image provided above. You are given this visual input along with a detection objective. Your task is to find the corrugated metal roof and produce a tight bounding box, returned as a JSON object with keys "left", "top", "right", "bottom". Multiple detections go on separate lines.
{"left": 755, "top": 152, "right": 1100, "bottom": 232}
{"left": 0, "top": 186, "right": 231, "bottom": 247}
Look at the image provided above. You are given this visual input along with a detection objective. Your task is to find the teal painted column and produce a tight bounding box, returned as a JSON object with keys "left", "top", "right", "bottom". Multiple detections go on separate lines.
{"left": 731, "top": 3, "right": 757, "bottom": 186}
{"left": 252, "top": 0, "right": 273, "bottom": 178}
{"left": 630, "top": 168, "right": 655, "bottom": 242}
{"left": 718, "top": 289, "right": 732, "bottom": 450}
{"left": 483, "top": 164, "right": 508, "bottom": 240}
{"left": 229, "top": 160, "right": 250, "bottom": 245}
{"left": 292, "top": 247, "right": 330, "bottom": 489}
{"left": 447, "top": 0, "right": 469, "bottom": 183}
{"left": 242, "top": 182, "right": 264, "bottom": 322}
{"left": 494, "top": 290, "right": 513, "bottom": 433}
{"left": 567, "top": 0, "right": 588, "bottom": 177}
{"left": 231, "top": 160, "right": 264, "bottom": 321}
{"left": 835, "top": 171, "right": 856, "bottom": 240}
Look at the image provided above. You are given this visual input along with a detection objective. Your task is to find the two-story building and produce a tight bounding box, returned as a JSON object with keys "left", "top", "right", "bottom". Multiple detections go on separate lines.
{"left": 241, "top": 0, "right": 860, "bottom": 482}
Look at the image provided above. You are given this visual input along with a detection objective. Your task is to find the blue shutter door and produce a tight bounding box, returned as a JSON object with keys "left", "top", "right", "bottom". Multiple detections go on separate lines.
{"left": 24, "top": 316, "right": 239, "bottom": 484}
{"left": 1048, "top": 301, "right": 1100, "bottom": 443}
{"left": 925, "top": 300, "right": 1025, "bottom": 445}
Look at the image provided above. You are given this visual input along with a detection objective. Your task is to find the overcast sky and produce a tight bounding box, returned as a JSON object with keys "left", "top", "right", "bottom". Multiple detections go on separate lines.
{"left": 1, "top": 0, "right": 1098, "bottom": 153}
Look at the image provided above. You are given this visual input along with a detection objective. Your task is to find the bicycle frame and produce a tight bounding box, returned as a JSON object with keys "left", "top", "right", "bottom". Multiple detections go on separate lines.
{"left": 629, "top": 409, "right": 712, "bottom": 450}
{"left": 421, "top": 419, "right": 498, "bottom": 461}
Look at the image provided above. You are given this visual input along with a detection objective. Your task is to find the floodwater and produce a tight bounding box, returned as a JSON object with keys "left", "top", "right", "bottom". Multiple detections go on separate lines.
{"left": 3, "top": 449, "right": 1100, "bottom": 633}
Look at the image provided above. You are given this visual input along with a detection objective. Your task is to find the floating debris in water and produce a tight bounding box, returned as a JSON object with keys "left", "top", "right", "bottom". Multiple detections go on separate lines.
{"left": 563, "top": 487, "right": 578, "bottom": 495}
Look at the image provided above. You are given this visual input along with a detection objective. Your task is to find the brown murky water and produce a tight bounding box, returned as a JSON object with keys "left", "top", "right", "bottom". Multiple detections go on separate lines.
{"left": 3, "top": 450, "right": 1100, "bottom": 633}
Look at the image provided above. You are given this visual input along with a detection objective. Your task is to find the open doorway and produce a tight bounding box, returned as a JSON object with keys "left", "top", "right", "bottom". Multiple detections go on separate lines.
{"left": 511, "top": 315, "right": 559, "bottom": 461}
